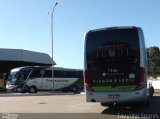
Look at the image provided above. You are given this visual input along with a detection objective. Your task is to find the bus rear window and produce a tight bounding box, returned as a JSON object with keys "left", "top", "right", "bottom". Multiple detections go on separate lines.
{"left": 85, "top": 28, "right": 140, "bottom": 87}
{"left": 86, "top": 28, "right": 140, "bottom": 61}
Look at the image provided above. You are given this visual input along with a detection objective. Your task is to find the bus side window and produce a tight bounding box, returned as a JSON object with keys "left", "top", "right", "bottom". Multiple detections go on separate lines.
{"left": 30, "top": 69, "right": 42, "bottom": 79}
{"left": 43, "top": 70, "right": 52, "bottom": 77}
{"left": 19, "top": 74, "right": 25, "bottom": 82}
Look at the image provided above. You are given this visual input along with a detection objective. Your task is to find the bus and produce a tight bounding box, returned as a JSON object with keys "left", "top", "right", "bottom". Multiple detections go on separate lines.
{"left": 6, "top": 66, "right": 83, "bottom": 93}
{"left": 84, "top": 26, "right": 154, "bottom": 107}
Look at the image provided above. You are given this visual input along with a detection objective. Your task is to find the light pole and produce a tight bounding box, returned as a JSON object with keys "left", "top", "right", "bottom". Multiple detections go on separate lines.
{"left": 50, "top": 2, "right": 58, "bottom": 93}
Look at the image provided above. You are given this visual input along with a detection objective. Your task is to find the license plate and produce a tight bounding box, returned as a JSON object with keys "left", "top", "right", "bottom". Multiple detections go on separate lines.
{"left": 108, "top": 94, "right": 120, "bottom": 99}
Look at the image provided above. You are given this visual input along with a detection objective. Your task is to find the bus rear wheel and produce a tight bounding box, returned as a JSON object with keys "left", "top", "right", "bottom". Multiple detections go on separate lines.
{"left": 149, "top": 86, "right": 154, "bottom": 98}
{"left": 72, "top": 86, "right": 78, "bottom": 93}
{"left": 29, "top": 86, "right": 37, "bottom": 93}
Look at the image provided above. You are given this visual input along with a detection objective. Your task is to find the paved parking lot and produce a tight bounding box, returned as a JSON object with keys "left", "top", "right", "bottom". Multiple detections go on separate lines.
{"left": 0, "top": 94, "right": 160, "bottom": 119}
{"left": 0, "top": 93, "right": 105, "bottom": 113}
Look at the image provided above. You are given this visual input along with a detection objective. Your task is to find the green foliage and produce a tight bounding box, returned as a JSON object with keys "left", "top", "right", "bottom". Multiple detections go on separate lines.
{"left": 147, "top": 46, "right": 160, "bottom": 78}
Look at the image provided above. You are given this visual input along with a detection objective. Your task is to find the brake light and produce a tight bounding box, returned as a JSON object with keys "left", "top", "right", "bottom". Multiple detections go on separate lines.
{"left": 83, "top": 70, "right": 93, "bottom": 91}
{"left": 135, "top": 67, "right": 146, "bottom": 90}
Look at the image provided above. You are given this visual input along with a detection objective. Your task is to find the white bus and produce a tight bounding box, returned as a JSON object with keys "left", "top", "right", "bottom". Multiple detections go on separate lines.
{"left": 6, "top": 66, "right": 83, "bottom": 93}
{"left": 84, "top": 26, "right": 154, "bottom": 107}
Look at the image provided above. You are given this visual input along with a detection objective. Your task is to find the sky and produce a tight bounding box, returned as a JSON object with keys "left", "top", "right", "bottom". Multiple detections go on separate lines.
{"left": 0, "top": 0, "right": 160, "bottom": 69}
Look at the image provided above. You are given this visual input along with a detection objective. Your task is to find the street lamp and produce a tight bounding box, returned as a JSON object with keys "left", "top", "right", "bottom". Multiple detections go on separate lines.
{"left": 49, "top": 2, "right": 58, "bottom": 93}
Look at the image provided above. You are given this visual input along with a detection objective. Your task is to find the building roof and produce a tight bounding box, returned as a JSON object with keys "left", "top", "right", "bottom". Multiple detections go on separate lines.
{"left": 0, "top": 48, "right": 56, "bottom": 73}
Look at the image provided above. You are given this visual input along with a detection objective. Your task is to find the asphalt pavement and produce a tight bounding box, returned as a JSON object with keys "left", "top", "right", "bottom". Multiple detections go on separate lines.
{"left": 0, "top": 94, "right": 159, "bottom": 119}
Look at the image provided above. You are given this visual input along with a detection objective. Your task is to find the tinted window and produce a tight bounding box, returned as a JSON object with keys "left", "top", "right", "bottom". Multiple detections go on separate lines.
{"left": 86, "top": 28, "right": 139, "bottom": 61}
{"left": 30, "top": 67, "right": 47, "bottom": 78}
{"left": 43, "top": 70, "right": 52, "bottom": 77}
{"left": 43, "top": 70, "right": 82, "bottom": 78}
{"left": 54, "top": 70, "right": 79, "bottom": 78}
{"left": 17, "top": 69, "right": 32, "bottom": 82}
{"left": 86, "top": 28, "right": 140, "bottom": 86}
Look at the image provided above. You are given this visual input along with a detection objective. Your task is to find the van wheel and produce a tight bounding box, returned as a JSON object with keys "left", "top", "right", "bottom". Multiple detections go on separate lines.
{"left": 29, "top": 86, "right": 37, "bottom": 93}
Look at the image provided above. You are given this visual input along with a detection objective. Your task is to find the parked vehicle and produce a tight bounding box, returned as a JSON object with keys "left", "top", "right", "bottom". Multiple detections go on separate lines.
{"left": 6, "top": 66, "right": 83, "bottom": 93}
{"left": 84, "top": 26, "right": 154, "bottom": 107}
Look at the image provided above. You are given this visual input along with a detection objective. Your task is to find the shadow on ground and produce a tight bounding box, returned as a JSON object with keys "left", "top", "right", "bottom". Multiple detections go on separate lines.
{"left": 101, "top": 96, "right": 160, "bottom": 115}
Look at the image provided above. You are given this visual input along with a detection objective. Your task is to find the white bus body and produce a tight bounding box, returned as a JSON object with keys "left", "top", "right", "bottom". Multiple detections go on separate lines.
{"left": 6, "top": 66, "right": 83, "bottom": 93}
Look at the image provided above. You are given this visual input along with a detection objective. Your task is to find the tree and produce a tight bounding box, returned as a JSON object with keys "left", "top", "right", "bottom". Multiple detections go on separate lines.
{"left": 147, "top": 46, "right": 160, "bottom": 78}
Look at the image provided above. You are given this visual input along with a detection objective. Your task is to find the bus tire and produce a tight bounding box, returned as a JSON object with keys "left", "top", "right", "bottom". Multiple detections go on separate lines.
{"left": 149, "top": 86, "right": 154, "bottom": 98}
{"left": 72, "top": 86, "right": 78, "bottom": 93}
{"left": 22, "top": 85, "right": 29, "bottom": 93}
{"left": 144, "top": 99, "right": 150, "bottom": 107}
{"left": 101, "top": 103, "right": 110, "bottom": 107}
{"left": 141, "top": 97, "right": 150, "bottom": 107}
{"left": 29, "top": 86, "right": 37, "bottom": 93}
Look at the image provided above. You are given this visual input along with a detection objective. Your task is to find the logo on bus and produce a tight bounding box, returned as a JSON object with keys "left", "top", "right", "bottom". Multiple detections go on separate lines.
{"left": 109, "top": 49, "right": 116, "bottom": 58}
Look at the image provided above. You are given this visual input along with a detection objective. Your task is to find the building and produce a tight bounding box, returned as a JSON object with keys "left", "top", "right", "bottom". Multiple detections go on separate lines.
{"left": 0, "top": 48, "right": 55, "bottom": 73}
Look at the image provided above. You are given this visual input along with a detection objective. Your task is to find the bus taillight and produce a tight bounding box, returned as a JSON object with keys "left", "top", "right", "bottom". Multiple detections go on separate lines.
{"left": 135, "top": 67, "right": 146, "bottom": 90}
{"left": 83, "top": 70, "right": 93, "bottom": 91}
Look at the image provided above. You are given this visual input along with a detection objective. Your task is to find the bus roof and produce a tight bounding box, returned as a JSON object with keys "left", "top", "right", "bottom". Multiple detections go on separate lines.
{"left": 87, "top": 26, "right": 138, "bottom": 33}
{"left": 10, "top": 66, "right": 82, "bottom": 72}
{"left": 45, "top": 67, "right": 82, "bottom": 71}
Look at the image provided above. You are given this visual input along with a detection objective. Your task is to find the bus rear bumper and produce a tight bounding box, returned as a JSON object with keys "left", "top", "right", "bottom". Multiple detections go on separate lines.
{"left": 85, "top": 88, "right": 148, "bottom": 106}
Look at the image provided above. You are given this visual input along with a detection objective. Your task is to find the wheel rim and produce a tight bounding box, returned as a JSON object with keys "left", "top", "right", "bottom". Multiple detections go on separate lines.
{"left": 30, "top": 88, "right": 35, "bottom": 93}
{"left": 73, "top": 87, "right": 77, "bottom": 92}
